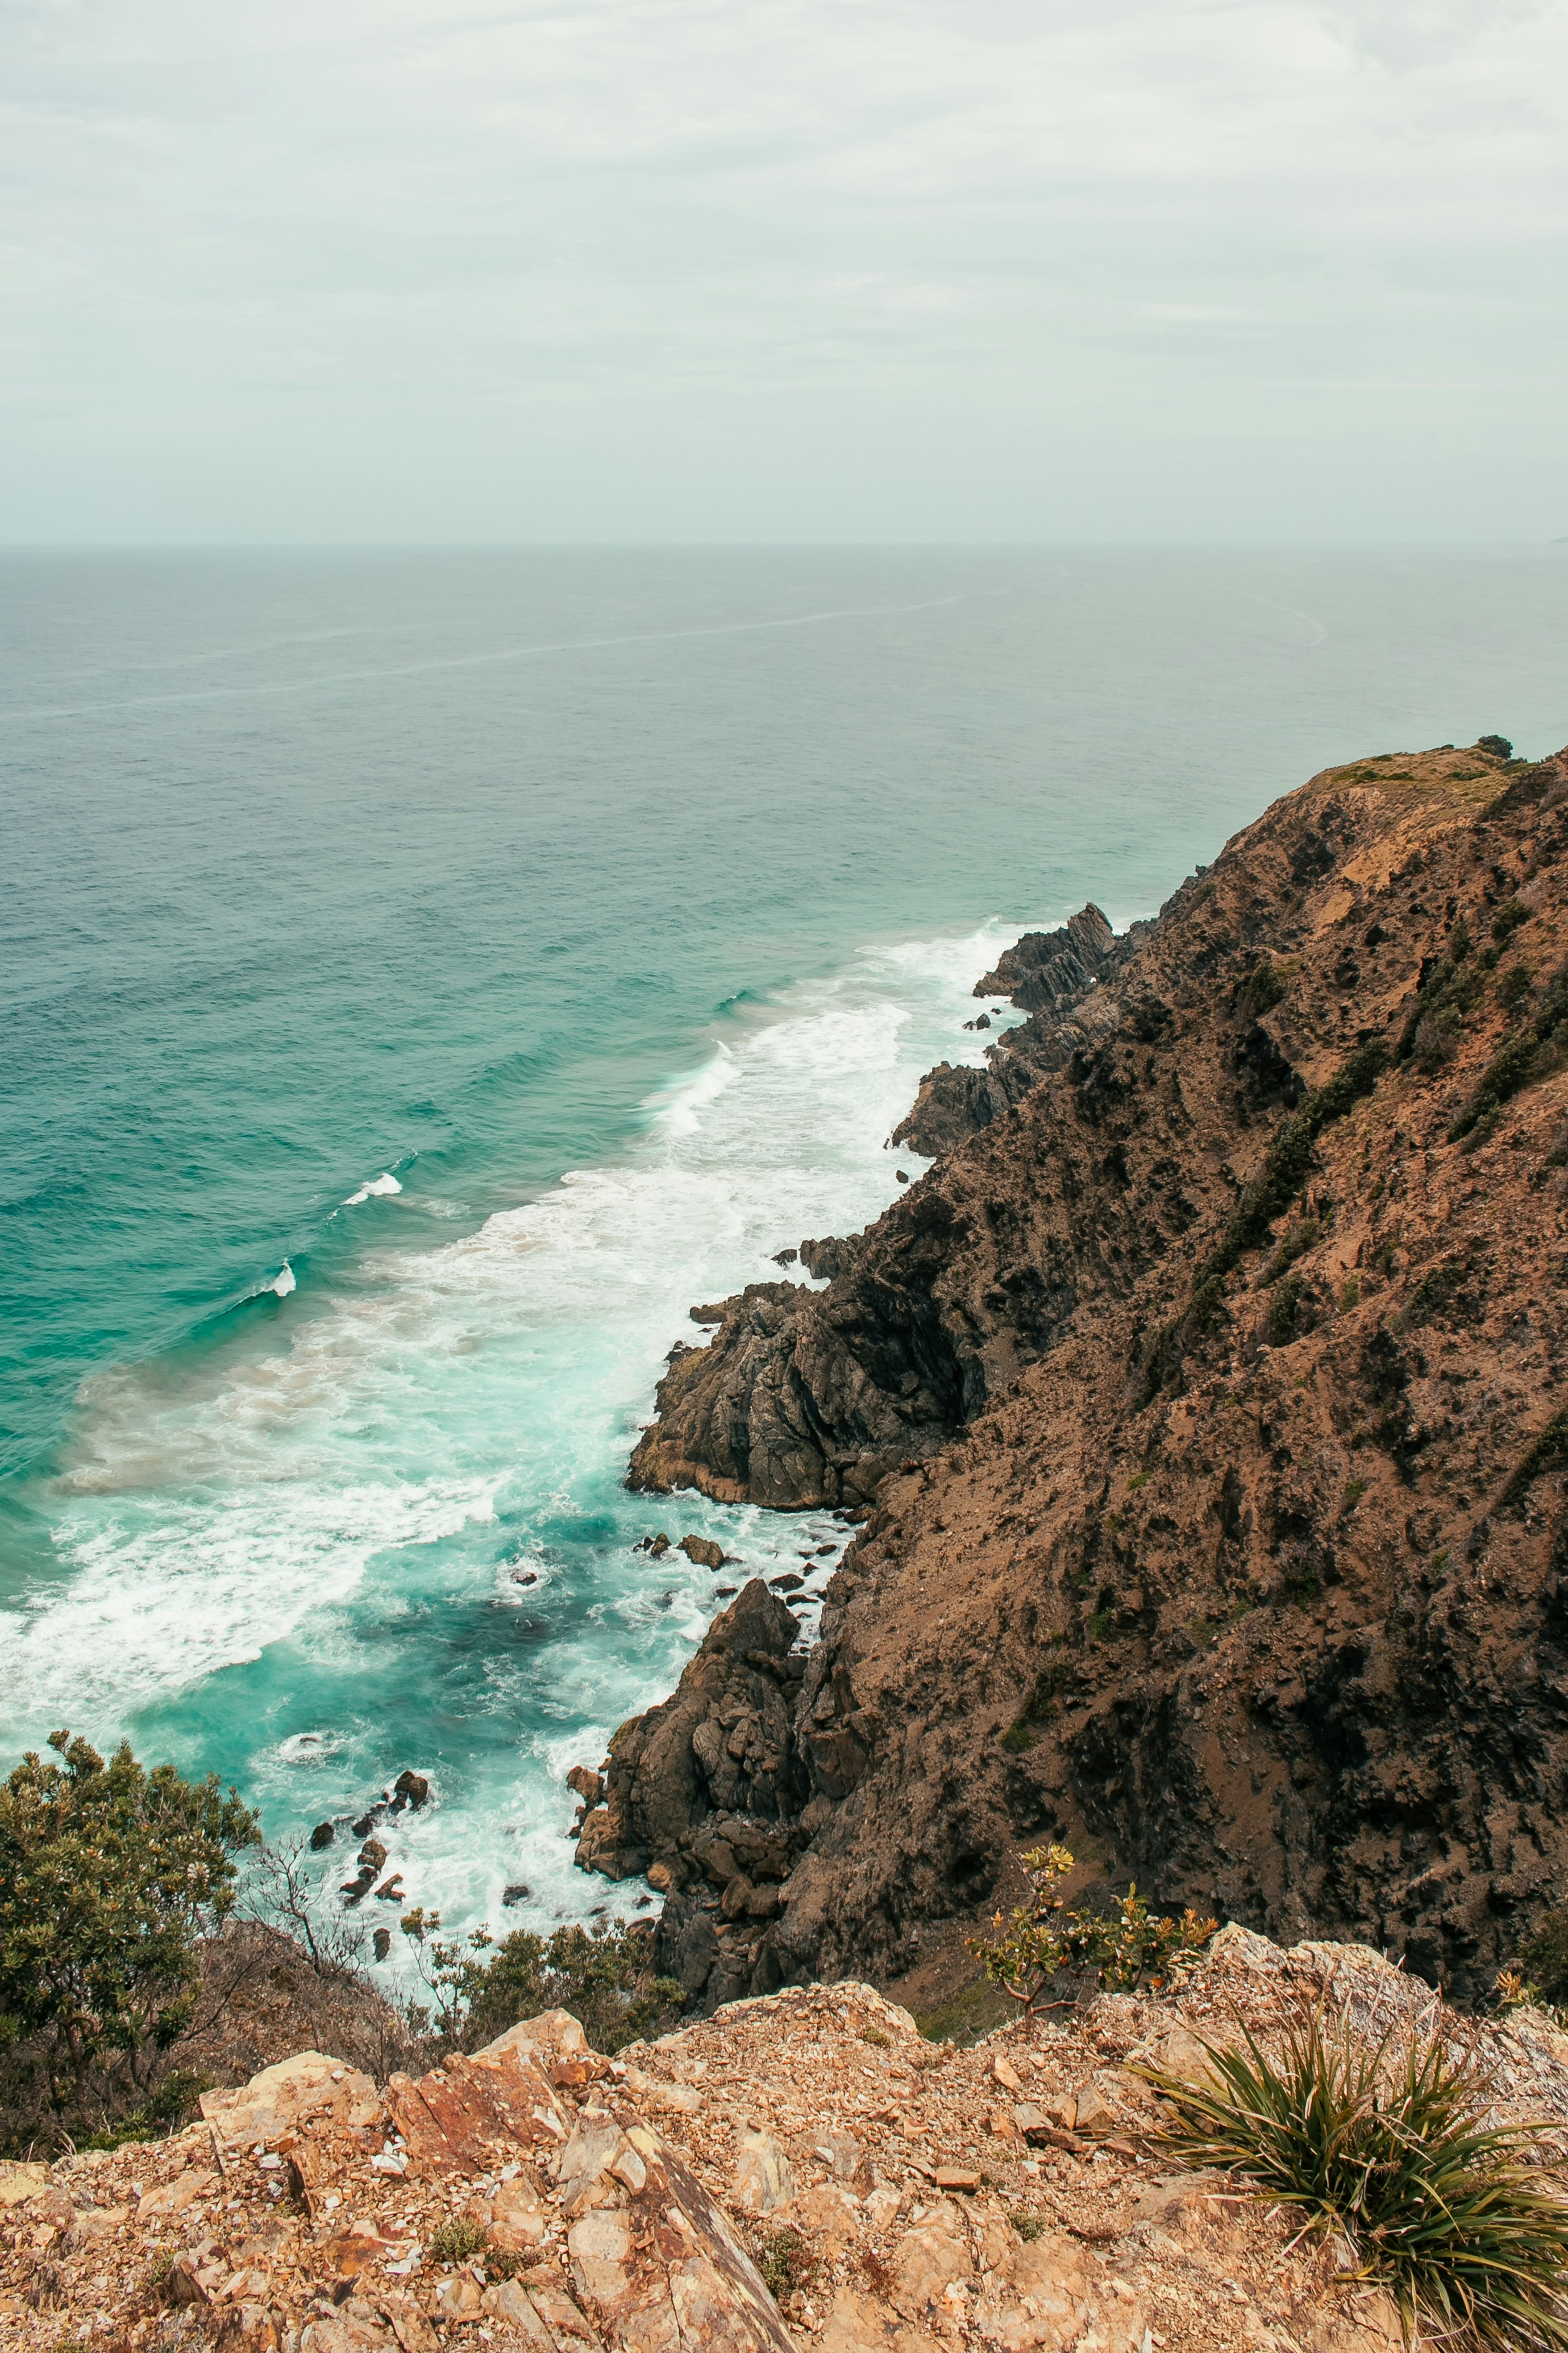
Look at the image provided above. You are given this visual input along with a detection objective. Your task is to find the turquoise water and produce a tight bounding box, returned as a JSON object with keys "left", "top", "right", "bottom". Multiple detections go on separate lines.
{"left": 3, "top": 546, "right": 1565, "bottom": 1949}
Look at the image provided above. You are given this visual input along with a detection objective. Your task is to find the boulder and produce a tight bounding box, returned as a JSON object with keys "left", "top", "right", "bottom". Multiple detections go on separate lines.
{"left": 573, "top": 1580, "right": 806, "bottom": 1894}
{"left": 0, "top": 2164, "right": 50, "bottom": 2209}
{"left": 433, "top": 2272, "right": 487, "bottom": 2323}
{"left": 730, "top": 2130, "right": 795, "bottom": 2214}
{"left": 566, "top": 1766, "right": 605, "bottom": 1807}
{"left": 818, "top": 2284, "right": 940, "bottom": 2351}
{"left": 137, "top": 2169, "right": 221, "bottom": 2216}
{"left": 310, "top": 1821, "right": 335, "bottom": 1851}
{"left": 559, "top": 2109, "right": 795, "bottom": 2350}
{"left": 385, "top": 2030, "right": 572, "bottom": 2177}
{"left": 679, "top": 1534, "right": 725, "bottom": 1570}
{"left": 201, "top": 2052, "right": 384, "bottom": 2169}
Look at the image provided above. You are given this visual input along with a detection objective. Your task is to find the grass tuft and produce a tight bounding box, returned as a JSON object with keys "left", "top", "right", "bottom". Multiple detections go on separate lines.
{"left": 1136, "top": 2006, "right": 1568, "bottom": 2351}
{"left": 429, "top": 2216, "right": 488, "bottom": 2264}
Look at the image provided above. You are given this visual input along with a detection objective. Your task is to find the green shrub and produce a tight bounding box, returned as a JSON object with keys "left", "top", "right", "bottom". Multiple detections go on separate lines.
{"left": 0, "top": 1731, "right": 257, "bottom": 2155}
{"left": 1499, "top": 1412, "right": 1568, "bottom": 1510}
{"left": 968, "top": 1845, "right": 1215, "bottom": 2012}
{"left": 1267, "top": 1273, "right": 1307, "bottom": 1346}
{"left": 756, "top": 2226, "right": 813, "bottom": 2297}
{"left": 1450, "top": 964, "right": 1568, "bottom": 1142}
{"left": 1499, "top": 964, "right": 1534, "bottom": 1009}
{"left": 401, "top": 1911, "right": 685, "bottom": 2053}
{"left": 1235, "top": 960, "right": 1287, "bottom": 1020}
{"left": 81, "top": 2066, "right": 214, "bottom": 2151}
{"left": 1139, "top": 2006, "right": 1568, "bottom": 2352}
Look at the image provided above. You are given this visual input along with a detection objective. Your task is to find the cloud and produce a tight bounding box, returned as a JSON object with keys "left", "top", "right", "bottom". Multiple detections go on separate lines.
{"left": 1, "top": 0, "right": 1565, "bottom": 539}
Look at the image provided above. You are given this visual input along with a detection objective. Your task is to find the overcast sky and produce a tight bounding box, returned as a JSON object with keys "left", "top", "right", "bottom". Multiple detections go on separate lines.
{"left": 3, "top": 0, "right": 1565, "bottom": 543}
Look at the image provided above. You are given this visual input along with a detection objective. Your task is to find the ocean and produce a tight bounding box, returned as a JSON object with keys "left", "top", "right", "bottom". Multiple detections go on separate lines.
{"left": 3, "top": 544, "right": 1565, "bottom": 1954}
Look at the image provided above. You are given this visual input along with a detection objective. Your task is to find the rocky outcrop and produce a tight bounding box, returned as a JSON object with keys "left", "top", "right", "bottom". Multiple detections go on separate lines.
{"left": 12, "top": 1936, "right": 1568, "bottom": 2353}
{"left": 574, "top": 1580, "right": 808, "bottom": 1898}
{"left": 621, "top": 738, "right": 1568, "bottom": 2002}
{"left": 975, "top": 899, "right": 1116, "bottom": 1003}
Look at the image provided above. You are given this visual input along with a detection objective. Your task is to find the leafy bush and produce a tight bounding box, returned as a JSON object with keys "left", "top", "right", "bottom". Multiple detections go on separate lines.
{"left": 81, "top": 2066, "right": 214, "bottom": 2151}
{"left": 400, "top": 1910, "right": 684, "bottom": 2054}
{"left": 1479, "top": 735, "right": 1515, "bottom": 762}
{"left": 756, "top": 2226, "right": 814, "bottom": 2297}
{"left": 0, "top": 1732, "right": 258, "bottom": 2155}
{"left": 968, "top": 1845, "right": 1215, "bottom": 2012}
{"left": 1139, "top": 2006, "right": 1568, "bottom": 2352}
{"left": 1499, "top": 1412, "right": 1568, "bottom": 1511}
{"left": 1267, "top": 1273, "right": 1308, "bottom": 1346}
{"left": 1413, "top": 1011, "right": 1461, "bottom": 1072}
{"left": 1234, "top": 960, "right": 1287, "bottom": 1020}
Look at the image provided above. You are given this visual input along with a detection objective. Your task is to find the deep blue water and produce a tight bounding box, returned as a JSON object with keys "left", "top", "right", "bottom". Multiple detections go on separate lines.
{"left": 3, "top": 545, "right": 1564, "bottom": 1951}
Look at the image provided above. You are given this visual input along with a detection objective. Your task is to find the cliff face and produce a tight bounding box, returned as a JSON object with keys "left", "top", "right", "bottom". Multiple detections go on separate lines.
{"left": 608, "top": 738, "right": 1568, "bottom": 2007}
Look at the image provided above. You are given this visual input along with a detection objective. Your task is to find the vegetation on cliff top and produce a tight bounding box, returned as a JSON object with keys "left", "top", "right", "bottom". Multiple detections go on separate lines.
{"left": 0, "top": 1730, "right": 258, "bottom": 2153}
{"left": 968, "top": 1843, "right": 1216, "bottom": 2011}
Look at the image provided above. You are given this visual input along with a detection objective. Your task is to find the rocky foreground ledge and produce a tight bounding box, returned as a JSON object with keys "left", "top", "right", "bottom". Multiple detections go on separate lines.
{"left": 6, "top": 1928, "right": 1566, "bottom": 2353}
{"left": 606, "top": 739, "right": 1568, "bottom": 2007}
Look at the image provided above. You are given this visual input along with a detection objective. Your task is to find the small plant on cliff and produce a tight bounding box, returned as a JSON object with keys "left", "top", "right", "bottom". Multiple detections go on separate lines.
{"left": 968, "top": 1846, "right": 1215, "bottom": 2012}
{"left": 399, "top": 1910, "right": 683, "bottom": 2053}
{"left": 429, "top": 2216, "right": 488, "bottom": 2264}
{"left": 756, "top": 2225, "right": 814, "bottom": 2299}
{"left": 0, "top": 1731, "right": 258, "bottom": 2154}
{"left": 1139, "top": 2005, "right": 1568, "bottom": 2352}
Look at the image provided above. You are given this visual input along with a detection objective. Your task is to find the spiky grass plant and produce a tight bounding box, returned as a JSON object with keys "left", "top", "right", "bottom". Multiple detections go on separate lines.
{"left": 1136, "top": 2006, "right": 1568, "bottom": 2350}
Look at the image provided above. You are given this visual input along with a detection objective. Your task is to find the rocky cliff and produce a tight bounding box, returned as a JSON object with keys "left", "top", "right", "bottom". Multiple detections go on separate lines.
{"left": 609, "top": 737, "right": 1568, "bottom": 2007}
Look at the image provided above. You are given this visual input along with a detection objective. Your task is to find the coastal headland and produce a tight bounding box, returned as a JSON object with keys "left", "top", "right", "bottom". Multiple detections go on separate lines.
{"left": 579, "top": 735, "right": 1568, "bottom": 2011}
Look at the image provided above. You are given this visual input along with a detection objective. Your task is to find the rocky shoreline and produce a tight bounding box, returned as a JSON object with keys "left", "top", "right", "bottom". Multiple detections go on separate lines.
{"left": 576, "top": 736, "right": 1568, "bottom": 2014}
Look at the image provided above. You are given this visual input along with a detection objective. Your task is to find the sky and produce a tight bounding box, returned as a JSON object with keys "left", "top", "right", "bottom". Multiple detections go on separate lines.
{"left": 2, "top": 0, "right": 1566, "bottom": 544}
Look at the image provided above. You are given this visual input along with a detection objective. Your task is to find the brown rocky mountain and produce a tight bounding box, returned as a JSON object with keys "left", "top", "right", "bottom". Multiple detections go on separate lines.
{"left": 590, "top": 737, "right": 1568, "bottom": 2009}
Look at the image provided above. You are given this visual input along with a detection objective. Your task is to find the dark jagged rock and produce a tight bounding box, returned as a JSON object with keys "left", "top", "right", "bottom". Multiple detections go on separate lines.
{"left": 627, "top": 738, "right": 1568, "bottom": 2005}
{"left": 973, "top": 900, "right": 1120, "bottom": 1010}
{"left": 572, "top": 1579, "right": 807, "bottom": 1896}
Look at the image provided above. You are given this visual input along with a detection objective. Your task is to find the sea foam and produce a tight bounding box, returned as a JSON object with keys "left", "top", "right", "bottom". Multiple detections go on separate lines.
{"left": 343, "top": 1172, "right": 404, "bottom": 1206}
